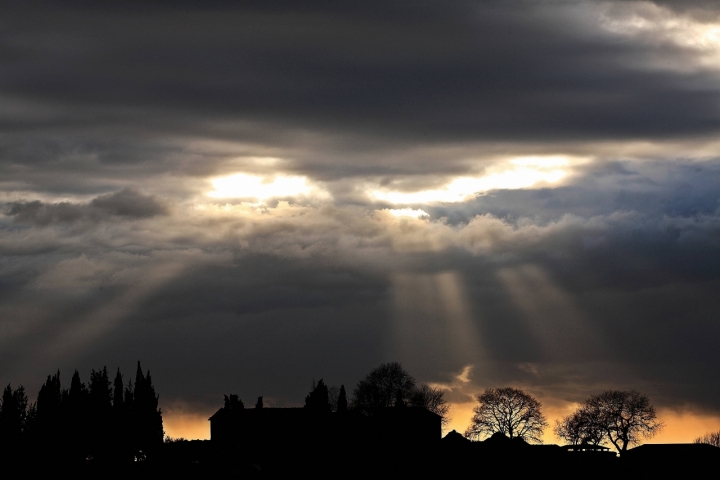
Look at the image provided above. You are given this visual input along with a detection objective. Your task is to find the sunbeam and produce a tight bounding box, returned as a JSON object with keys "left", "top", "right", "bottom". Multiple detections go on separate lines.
{"left": 391, "top": 271, "right": 485, "bottom": 370}
{"left": 434, "top": 271, "right": 485, "bottom": 364}
{"left": 496, "top": 264, "right": 601, "bottom": 361}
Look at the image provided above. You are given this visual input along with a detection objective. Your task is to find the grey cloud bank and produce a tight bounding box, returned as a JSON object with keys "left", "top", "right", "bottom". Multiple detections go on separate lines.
{"left": 2, "top": 1, "right": 720, "bottom": 435}
{"left": 5, "top": 188, "right": 168, "bottom": 225}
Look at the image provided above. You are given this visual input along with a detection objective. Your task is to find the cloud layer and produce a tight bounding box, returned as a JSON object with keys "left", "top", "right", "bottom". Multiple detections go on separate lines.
{"left": 5, "top": 188, "right": 168, "bottom": 225}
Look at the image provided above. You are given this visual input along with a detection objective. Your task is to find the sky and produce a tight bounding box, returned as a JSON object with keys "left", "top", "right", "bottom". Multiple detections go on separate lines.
{"left": 2, "top": 0, "right": 720, "bottom": 443}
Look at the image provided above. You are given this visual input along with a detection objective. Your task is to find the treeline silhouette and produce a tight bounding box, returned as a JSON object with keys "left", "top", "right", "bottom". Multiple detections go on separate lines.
{"left": 3, "top": 360, "right": 720, "bottom": 479}
{"left": 0, "top": 361, "right": 162, "bottom": 464}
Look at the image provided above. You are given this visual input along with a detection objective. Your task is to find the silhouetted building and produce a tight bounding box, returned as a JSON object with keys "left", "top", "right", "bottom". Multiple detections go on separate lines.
{"left": 209, "top": 406, "right": 310, "bottom": 448}
{"left": 369, "top": 406, "right": 441, "bottom": 445}
{"left": 561, "top": 443, "right": 612, "bottom": 453}
{"left": 442, "top": 429, "right": 471, "bottom": 445}
{"left": 560, "top": 443, "right": 616, "bottom": 460}
{"left": 623, "top": 443, "right": 720, "bottom": 463}
{"left": 209, "top": 402, "right": 441, "bottom": 451}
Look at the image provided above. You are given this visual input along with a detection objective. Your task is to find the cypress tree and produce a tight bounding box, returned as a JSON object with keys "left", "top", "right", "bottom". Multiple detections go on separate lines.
{"left": 131, "top": 362, "right": 163, "bottom": 454}
{"left": 124, "top": 379, "right": 134, "bottom": 409}
{"left": 122, "top": 378, "right": 134, "bottom": 457}
{"left": 224, "top": 394, "right": 244, "bottom": 410}
{"left": 35, "top": 371, "right": 62, "bottom": 445}
{"left": 134, "top": 362, "right": 145, "bottom": 405}
{"left": 14, "top": 386, "right": 28, "bottom": 433}
{"left": 64, "top": 370, "right": 89, "bottom": 459}
{"left": 337, "top": 385, "right": 348, "bottom": 414}
{"left": 112, "top": 369, "right": 124, "bottom": 412}
{"left": 24, "top": 402, "right": 36, "bottom": 440}
{"left": 112, "top": 369, "right": 125, "bottom": 450}
{"left": 0, "top": 384, "right": 26, "bottom": 448}
{"left": 305, "top": 379, "right": 331, "bottom": 413}
{"left": 88, "top": 367, "right": 112, "bottom": 454}
{"left": 143, "top": 370, "right": 163, "bottom": 445}
{"left": 89, "top": 367, "right": 112, "bottom": 408}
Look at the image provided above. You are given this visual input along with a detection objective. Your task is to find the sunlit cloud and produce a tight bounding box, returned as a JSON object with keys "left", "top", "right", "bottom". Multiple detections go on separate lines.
{"left": 455, "top": 365, "right": 473, "bottom": 385}
{"left": 385, "top": 208, "right": 429, "bottom": 219}
{"left": 207, "top": 173, "right": 329, "bottom": 202}
{"left": 599, "top": 3, "right": 720, "bottom": 71}
{"left": 369, "top": 156, "right": 577, "bottom": 205}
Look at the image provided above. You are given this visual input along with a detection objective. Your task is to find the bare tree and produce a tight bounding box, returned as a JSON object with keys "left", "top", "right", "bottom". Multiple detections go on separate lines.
{"left": 695, "top": 431, "right": 720, "bottom": 447}
{"left": 464, "top": 387, "right": 547, "bottom": 443}
{"left": 555, "top": 408, "right": 604, "bottom": 445}
{"left": 351, "top": 363, "right": 450, "bottom": 427}
{"left": 578, "top": 390, "right": 663, "bottom": 453}
{"left": 410, "top": 384, "right": 450, "bottom": 429}
{"left": 351, "top": 362, "right": 416, "bottom": 413}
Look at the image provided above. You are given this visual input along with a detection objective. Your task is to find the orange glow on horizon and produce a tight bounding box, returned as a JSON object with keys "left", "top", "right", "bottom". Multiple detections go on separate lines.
{"left": 161, "top": 404, "right": 720, "bottom": 445}
{"left": 163, "top": 410, "right": 211, "bottom": 440}
{"left": 444, "top": 401, "right": 720, "bottom": 446}
{"left": 652, "top": 409, "right": 720, "bottom": 444}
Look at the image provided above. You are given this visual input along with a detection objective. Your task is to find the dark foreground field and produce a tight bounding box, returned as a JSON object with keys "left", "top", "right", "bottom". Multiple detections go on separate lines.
{"left": 3, "top": 440, "right": 718, "bottom": 479}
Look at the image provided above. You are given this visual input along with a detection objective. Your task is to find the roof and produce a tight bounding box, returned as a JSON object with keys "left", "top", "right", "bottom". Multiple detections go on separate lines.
{"left": 443, "top": 430, "right": 470, "bottom": 443}
{"left": 209, "top": 406, "right": 305, "bottom": 421}
{"left": 627, "top": 443, "right": 720, "bottom": 451}
{"left": 624, "top": 443, "right": 720, "bottom": 459}
{"left": 209, "top": 405, "right": 441, "bottom": 422}
{"left": 370, "top": 406, "right": 442, "bottom": 419}
{"left": 561, "top": 443, "right": 610, "bottom": 451}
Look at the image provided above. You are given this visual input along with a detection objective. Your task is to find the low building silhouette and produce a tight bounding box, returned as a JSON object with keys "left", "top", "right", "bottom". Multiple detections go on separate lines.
{"left": 442, "top": 429, "right": 471, "bottom": 446}
{"left": 623, "top": 443, "right": 720, "bottom": 463}
{"left": 561, "top": 443, "right": 612, "bottom": 453}
{"left": 209, "top": 399, "right": 441, "bottom": 451}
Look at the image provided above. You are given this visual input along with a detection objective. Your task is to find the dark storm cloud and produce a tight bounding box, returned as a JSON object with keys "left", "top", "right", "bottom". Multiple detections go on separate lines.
{"left": 2, "top": 0, "right": 720, "bottom": 150}
{"left": 2, "top": 0, "right": 720, "bottom": 198}
{"left": 90, "top": 188, "right": 169, "bottom": 217}
{"left": 4, "top": 188, "right": 168, "bottom": 225}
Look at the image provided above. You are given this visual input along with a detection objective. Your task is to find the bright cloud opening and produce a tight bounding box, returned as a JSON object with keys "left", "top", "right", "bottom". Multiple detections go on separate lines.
{"left": 386, "top": 208, "right": 429, "bottom": 218}
{"left": 598, "top": 4, "right": 720, "bottom": 71}
{"left": 208, "top": 173, "right": 326, "bottom": 202}
{"left": 370, "top": 156, "right": 575, "bottom": 205}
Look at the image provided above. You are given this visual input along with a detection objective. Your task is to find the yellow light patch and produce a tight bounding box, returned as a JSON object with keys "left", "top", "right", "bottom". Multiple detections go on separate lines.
{"left": 370, "top": 156, "right": 578, "bottom": 205}
{"left": 386, "top": 208, "right": 429, "bottom": 218}
{"left": 208, "top": 173, "right": 320, "bottom": 201}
